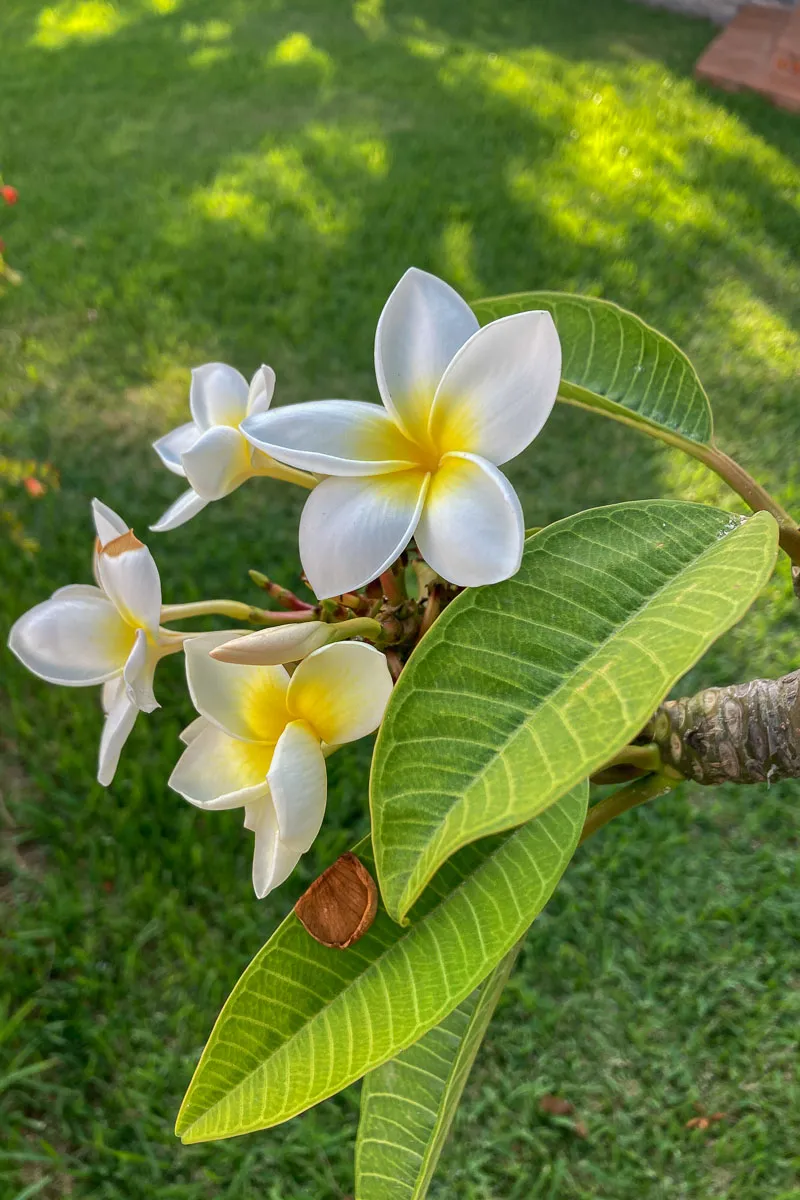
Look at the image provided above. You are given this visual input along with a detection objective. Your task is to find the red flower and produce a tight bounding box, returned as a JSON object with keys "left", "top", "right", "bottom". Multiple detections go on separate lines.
{"left": 2, "top": 185, "right": 19, "bottom": 205}
{"left": 23, "top": 477, "right": 46, "bottom": 497}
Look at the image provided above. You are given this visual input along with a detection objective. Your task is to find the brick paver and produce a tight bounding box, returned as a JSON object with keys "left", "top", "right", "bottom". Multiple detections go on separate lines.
{"left": 635, "top": 0, "right": 793, "bottom": 24}
{"left": 695, "top": 3, "right": 800, "bottom": 111}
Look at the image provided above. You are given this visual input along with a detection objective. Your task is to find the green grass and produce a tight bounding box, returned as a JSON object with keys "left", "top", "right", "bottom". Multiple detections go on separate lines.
{"left": 1, "top": 0, "right": 799, "bottom": 1195}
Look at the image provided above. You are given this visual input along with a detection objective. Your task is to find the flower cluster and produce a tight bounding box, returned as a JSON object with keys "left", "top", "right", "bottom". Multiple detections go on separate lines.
{"left": 7, "top": 268, "right": 561, "bottom": 896}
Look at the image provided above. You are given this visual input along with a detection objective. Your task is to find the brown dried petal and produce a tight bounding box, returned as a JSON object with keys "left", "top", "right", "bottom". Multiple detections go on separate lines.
{"left": 295, "top": 852, "right": 378, "bottom": 949}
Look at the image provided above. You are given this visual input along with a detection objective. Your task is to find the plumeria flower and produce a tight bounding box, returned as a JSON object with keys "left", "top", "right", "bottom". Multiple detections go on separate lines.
{"left": 151, "top": 363, "right": 313, "bottom": 532}
{"left": 169, "top": 632, "right": 393, "bottom": 898}
{"left": 241, "top": 267, "right": 562, "bottom": 598}
{"left": 8, "top": 499, "right": 183, "bottom": 785}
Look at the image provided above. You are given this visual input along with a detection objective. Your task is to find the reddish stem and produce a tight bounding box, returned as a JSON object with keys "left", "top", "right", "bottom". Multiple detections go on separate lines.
{"left": 385, "top": 649, "right": 403, "bottom": 681}
{"left": 380, "top": 569, "right": 404, "bottom": 605}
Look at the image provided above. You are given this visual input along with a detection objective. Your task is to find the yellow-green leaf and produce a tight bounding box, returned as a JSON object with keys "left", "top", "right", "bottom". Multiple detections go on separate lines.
{"left": 355, "top": 944, "right": 521, "bottom": 1200}
{"left": 371, "top": 502, "right": 777, "bottom": 922}
{"left": 472, "top": 291, "right": 713, "bottom": 446}
{"left": 176, "top": 785, "right": 586, "bottom": 1144}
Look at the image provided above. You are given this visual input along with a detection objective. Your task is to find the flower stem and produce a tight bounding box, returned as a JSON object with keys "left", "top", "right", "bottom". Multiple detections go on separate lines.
{"left": 248, "top": 571, "right": 315, "bottom": 611}
{"left": 330, "top": 617, "right": 383, "bottom": 643}
{"left": 559, "top": 393, "right": 800, "bottom": 564}
{"left": 416, "top": 586, "right": 442, "bottom": 643}
{"left": 160, "top": 600, "right": 317, "bottom": 625}
{"left": 156, "top": 633, "right": 192, "bottom": 656}
{"left": 579, "top": 773, "right": 680, "bottom": 845}
{"left": 252, "top": 462, "right": 318, "bottom": 491}
{"left": 380, "top": 567, "right": 406, "bottom": 605}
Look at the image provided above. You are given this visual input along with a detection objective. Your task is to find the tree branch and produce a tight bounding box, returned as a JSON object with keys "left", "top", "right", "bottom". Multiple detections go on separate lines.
{"left": 643, "top": 670, "right": 800, "bottom": 785}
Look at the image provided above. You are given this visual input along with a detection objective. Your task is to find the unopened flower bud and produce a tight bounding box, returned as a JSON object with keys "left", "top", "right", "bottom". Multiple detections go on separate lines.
{"left": 210, "top": 621, "right": 332, "bottom": 666}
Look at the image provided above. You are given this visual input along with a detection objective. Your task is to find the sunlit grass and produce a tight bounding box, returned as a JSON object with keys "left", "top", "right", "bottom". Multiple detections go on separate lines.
{"left": 1, "top": 0, "right": 799, "bottom": 1195}
{"left": 33, "top": 0, "right": 128, "bottom": 47}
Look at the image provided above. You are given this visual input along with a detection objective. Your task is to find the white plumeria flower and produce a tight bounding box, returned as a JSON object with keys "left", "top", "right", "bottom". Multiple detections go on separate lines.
{"left": 241, "top": 267, "right": 561, "bottom": 598}
{"left": 151, "top": 363, "right": 281, "bottom": 532}
{"left": 169, "top": 631, "right": 393, "bottom": 898}
{"left": 8, "top": 499, "right": 181, "bottom": 786}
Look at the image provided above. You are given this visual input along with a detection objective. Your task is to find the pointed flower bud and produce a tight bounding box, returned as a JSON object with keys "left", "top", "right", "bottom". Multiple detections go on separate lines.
{"left": 210, "top": 621, "right": 332, "bottom": 666}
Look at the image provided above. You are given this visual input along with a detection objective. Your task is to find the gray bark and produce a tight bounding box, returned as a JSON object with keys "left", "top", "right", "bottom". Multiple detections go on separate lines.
{"left": 643, "top": 672, "right": 800, "bottom": 785}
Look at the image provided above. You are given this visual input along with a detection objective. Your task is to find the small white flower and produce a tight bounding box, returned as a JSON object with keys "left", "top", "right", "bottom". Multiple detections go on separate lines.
{"left": 169, "top": 632, "right": 393, "bottom": 898}
{"left": 241, "top": 267, "right": 561, "bottom": 598}
{"left": 8, "top": 499, "right": 181, "bottom": 786}
{"left": 151, "top": 363, "right": 279, "bottom": 531}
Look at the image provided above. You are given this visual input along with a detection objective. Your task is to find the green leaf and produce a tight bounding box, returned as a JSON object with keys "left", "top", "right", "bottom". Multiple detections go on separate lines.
{"left": 472, "top": 291, "right": 713, "bottom": 446}
{"left": 371, "top": 502, "right": 778, "bottom": 922}
{"left": 355, "top": 944, "right": 521, "bottom": 1200}
{"left": 175, "top": 785, "right": 587, "bottom": 1144}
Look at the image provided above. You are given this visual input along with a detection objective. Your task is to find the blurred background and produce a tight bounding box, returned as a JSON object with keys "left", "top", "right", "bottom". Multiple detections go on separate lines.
{"left": 1, "top": 1, "right": 799, "bottom": 1196}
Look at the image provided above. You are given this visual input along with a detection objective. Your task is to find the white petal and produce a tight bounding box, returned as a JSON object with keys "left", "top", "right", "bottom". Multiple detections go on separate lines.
{"left": 190, "top": 363, "right": 250, "bottom": 430}
{"left": 375, "top": 267, "right": 479, "bottom": 443}
{"left": 179, "top": 714, "right": 208, "bottom": 745}
{"left": 241, "top": 400, "right": 418, "bottom": 477}
{"left": 101, "top": 674, "right": 125, "bottom": 715}
{"left": 267, "top": 720, "right": 327, "bottom": 852}
{"left": 96, "top": 532, "right": 162, "bottom": 635}
{"left": 247, "top": 365, "right": 276, "bottom": 417}
{"left": 288, "top": 641, "right": 393, "bottom": 745}
{"left": 249, "top": 799, "right": 302, "bottom": 898}
{"left": 299, "top": 469, "right": 429, "bottom": 599}
{"left": 92, "top": 498, "right": 129, "bottom": 548}
{"left": 52, "top": 583, "right": 108, "bottom": 601}
{"left": 97, "top": 690, "right": 138, "bottom": 786}
{"left": 429, "top": 311, "right": 561, "bottom": 466}
{"left": 153, "top": 421, "right": 200, "bottom": 477}
{"left": 123, "top": 628, "right": 159, "bottom": 713}
{"left": 9, "top": 589, "right": 134, "bottom": 686}
{"left": 150, "top": 488, "right": 209, "bottom": 533}
{"left": 184, "top": 631, "right": 290, "bottom": 743}
{"left": 169, "top": 721, "right": 273, "bottom": 810}
{"left": 415, "top": 452, "right": 524, "bottom": 587}
{"left": 210, "top": 622, "right": 331, "bottom": 666}
{"left": 180, "top": 425, "right": 253, "bottom": 501}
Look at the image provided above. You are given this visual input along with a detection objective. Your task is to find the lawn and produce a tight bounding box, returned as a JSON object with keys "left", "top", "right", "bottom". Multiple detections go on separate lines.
{"left": 1, "top": 0, "right": 800, "bottom": 1196}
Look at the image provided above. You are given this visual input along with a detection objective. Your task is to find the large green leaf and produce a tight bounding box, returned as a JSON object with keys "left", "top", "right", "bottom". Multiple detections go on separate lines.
{"left": 175, "top": 785, "right": 586, "bottom": 1144}
{"left": 472, "top": 291, "right": 713, "bottom": 446}
{"left": 355, "top": 944, "right": 521, "bottom": 1200}
{"left": 371, "top": 502, "right": 777, "bottom": 922}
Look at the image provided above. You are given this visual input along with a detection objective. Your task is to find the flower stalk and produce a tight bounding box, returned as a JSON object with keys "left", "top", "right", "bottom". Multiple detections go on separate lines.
{"left": 248, "top": 571, "right": 315, "bottom": 611}
{"left": 160, "top": 600, "right": 317, "bottom": 625}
